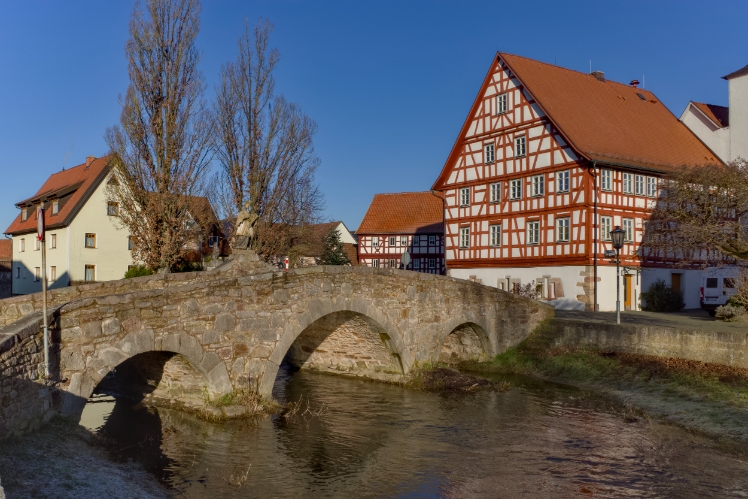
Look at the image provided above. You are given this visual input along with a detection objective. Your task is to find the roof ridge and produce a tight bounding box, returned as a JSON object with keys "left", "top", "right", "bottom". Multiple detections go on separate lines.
{"left": 498, "top": 52, "right": 655, "bottom": 95}
{"left": 374, "top": 191, "right": 436, "bottom": 196}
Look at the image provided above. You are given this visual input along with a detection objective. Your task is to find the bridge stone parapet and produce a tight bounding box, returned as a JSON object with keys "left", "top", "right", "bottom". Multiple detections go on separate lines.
{"left": 0, "top": 264, "right": 553, "bottom": 438}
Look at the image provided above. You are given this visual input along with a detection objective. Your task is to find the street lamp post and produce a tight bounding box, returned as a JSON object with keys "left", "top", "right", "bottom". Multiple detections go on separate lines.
{"left": 610, "top": 226, "right": 625, "bottom": 325}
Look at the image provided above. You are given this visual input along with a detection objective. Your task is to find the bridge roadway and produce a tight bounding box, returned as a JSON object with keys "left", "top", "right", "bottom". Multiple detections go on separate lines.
{"left": 0, "top": 257, "right": 552, "bottom": 437}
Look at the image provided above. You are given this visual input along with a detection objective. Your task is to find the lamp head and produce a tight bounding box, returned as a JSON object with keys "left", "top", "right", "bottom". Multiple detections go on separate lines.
{"left": 610, "top": 226, "right": 625, "bottom": 250}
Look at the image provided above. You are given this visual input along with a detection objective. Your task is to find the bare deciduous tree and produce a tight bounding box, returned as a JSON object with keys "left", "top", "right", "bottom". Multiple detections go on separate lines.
{"left": 106, "top": 0, "right": 212, "bottom": 271}
{"left": 210, "top": 20, "right": 324, "bottom": 260}
{"left": 642, "top": 161, "right": 748, "bottom": 265}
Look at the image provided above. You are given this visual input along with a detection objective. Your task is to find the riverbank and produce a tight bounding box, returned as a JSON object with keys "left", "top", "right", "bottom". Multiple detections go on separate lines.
{"left": 461, "top": 320, "right": 748, "bottom": 451}
{"left": 0, "top": 417, "right": 167, "bottom": 499}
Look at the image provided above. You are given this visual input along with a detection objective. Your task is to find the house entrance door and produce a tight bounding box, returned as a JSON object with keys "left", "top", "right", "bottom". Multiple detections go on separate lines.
{"left": 671, "top": 273, "right": 682, "bottom": 293}
{"left": 624, "top": 274, "right": 632, "bottom": 310}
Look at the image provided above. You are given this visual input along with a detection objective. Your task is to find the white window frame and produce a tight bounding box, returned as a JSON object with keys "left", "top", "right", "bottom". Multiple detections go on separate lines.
{"left": 107, "top": 202, "right": 119, "bottom": 216}
{"left": 601, "top": 169, "right": 612, "bottom": 191}
{"left": 557, "top": 170, "right": 570, "bottom": 193}
{"left": 372, "top": 259, "right": 379, "bottom": 268}
{"left": 389, "top": 236, "right": 396, "bottom": 246}
{"left": 19, "top": 238, "right": 25, "bottom": 252}
{"left": 459, "top": 187, "right": 470, "bottom": 207}
{"left": 600, "top": 216, "right": 613, "bottom": 241}
{"left": 527, "top": 221, "right": 540, "bottom": 245}
{"left": 489, "top": 182, "right": 501, "bottom": 203}
{"left": 623, "top": 173, "right": 634, "bottom": 194}
{"left": 484, "top": 143, "right": 495, "bottom": 164}
{"left": 400, "top": 236, "right": 407, "bottom": 246}
{"left": 509, "top": 179, "right": 522, "bottom": 200}
{"left": 647, "top": 176, "right": 657, "bottom": 197}
{"left": 496, "top": 93, "right": 508, "bottom": 115}
{"left": 531, "top": 175, "right": 545, "bottom": 197}
{"left": 623, "top": 218, "right": 634, "bottom": 242}
{"left": 514, "top": 136, "right": 526, "bottom": 158}
{"left": 50, "top": 233, "right": 56, "bottom": 249}
{"left": 413, "top": 259, "right": 420, "bottom": 270}
{"left": 459, "top": 227, "right": 470, "bottom": 248}
{"left": 34, "top": 267, "right": 40, "bottom": 282}
{"left": 635, "top": 175, "right": 645, "bottom": 196}
{"left": 21, "top": 208, "right": 28, "bottom": 221}
{"left": 490, "top": 224, "right": 502, "bottom": 247}
{"left": 85, "top": 233, "right": 97, "bottom": 249}
{"left": 372, "top": 237, "right": 379, "bottom": 248}
{"left": 52, "top": 200, "right": 59, "bottom": 215}
{"left": 84, "top": 264, "right": 96, "bottom": 282}
{"left": 556, "top": 217, "right": 570, "bottom": 242}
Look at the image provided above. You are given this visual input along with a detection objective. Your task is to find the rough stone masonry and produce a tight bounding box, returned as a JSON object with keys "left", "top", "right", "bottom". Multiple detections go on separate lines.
{"left": 0, "top": 262, "right": 553, "bottom": 438}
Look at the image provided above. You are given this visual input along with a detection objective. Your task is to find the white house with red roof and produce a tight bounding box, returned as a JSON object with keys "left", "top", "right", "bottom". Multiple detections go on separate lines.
{"left": 357, "top": 192, "right": 445, "bottom": 275}
{"left": 680, "top": 63, "right": 748, "bottom": 163}
{"left": 432, "top": 53, "right": 722, "bottom": 311}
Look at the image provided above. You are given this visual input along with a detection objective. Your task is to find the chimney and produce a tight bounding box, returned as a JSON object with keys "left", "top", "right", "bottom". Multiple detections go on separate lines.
{"left": 590, "top": 70, "right": 605, "bottom": 82}
{"left": 630, "top": 79, "right": 640, "bottom": 88}
{"left": 85, "top": 156, "right": 95, "bottom": 167}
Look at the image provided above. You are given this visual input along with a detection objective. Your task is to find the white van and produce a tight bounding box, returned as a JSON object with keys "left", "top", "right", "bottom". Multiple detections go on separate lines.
{"left": 700, "top": 268, "right": 739, "bottom": 316}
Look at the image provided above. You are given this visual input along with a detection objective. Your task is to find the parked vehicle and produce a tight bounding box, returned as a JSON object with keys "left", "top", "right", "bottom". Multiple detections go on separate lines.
{"left": 700, "top": 268, "right": 739, "bottom": 316}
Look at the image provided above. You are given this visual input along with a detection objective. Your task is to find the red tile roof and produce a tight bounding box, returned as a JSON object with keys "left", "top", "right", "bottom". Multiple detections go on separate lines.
{"left": 723, "top": 64, "right": 748, "bottom": 80}
{"left": 357, "top": 192, "right": 444, "bottom": 235}
{"left": 433, "top": 53, "right": 721, "bottom": 190}
{"left": 5, "top": 156, "right": 112, "bottom": 236}
{"left": 691, "top": 102, "right": 729, "bottom": 128}
{"left": 0, "top": 240, "right": 10, "bottom": 260}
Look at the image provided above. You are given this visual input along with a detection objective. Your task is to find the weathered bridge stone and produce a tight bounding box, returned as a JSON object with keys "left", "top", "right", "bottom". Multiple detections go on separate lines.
{"left": 0, "top": 264, "right": 553, "bottom": 437}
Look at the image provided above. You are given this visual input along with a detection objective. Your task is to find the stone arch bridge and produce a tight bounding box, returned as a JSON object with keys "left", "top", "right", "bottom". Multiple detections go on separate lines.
{"left": 0, "top": 262, "right": 551, "bottom": 437}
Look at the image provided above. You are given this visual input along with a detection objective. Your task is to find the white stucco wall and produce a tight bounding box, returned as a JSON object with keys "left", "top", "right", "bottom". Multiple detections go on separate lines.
{"left": 729, "top": 73, "right": 748, "bottom": 162}
{"left": 680, "top": 105, "right": 730, "bottom": 162}
{"left": 334, "top": 222, "right": 357, "bottom": 245}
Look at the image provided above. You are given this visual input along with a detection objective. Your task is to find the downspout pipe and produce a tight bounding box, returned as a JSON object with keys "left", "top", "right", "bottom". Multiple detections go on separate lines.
{"left": 592, "top": 161, "right": 598, "bottom": 312}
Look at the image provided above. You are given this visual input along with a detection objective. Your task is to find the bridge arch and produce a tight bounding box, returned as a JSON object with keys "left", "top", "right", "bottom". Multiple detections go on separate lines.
{"left": 435, "top": 317, "right": 496, "bottom": 364}
{"left": 61, "top": 329, "right": 232, "bottom": 421}
{"left": 259, "top": 297, "right": 412, "bottom": 398}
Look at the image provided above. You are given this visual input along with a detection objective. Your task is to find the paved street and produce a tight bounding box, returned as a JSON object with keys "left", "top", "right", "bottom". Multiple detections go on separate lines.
{"left": 555, "top": 309, "right": 748, "bottom": 333}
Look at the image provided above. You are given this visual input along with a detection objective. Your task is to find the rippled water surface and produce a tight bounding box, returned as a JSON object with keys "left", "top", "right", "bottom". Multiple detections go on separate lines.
{"left": 80, "top": 367, "right": 748, "bottom": 498}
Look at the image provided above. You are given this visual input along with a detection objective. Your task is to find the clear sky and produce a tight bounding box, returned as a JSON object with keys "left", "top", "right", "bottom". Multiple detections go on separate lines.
{"left": 1, "top": 0, "right": 746, "bottom": 234}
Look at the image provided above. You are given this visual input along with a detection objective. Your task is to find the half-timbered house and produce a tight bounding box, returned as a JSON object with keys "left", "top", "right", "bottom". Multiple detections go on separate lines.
{"left": 357, "top": 192, "right": 445, "bottom": 274}
{"left": 432, "top": 53, "right": 721, "bottom": 311}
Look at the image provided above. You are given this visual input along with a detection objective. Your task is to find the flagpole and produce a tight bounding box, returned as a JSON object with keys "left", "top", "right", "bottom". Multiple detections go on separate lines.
{"left": 38, "top": 204, "right": 49, "bottom": 378}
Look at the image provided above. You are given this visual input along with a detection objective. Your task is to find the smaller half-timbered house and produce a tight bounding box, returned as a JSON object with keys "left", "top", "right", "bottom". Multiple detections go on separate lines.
{"left": 357, "top": 192, "right": 445, "bottom": 274}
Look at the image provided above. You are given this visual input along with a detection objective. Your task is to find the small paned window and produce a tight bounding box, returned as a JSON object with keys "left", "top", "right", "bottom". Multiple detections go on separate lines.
{"left": 556, "top": 217, "right": 570, "bottom": 242}
{"left": 460, "top": 187, "right": 470, "bottom": 207}
{"left": 601, "top": 169, "right": 612, "bottom": 191}
{"left": 19, "top": 238, "right": 25, "bottom": 252}
{"left": 557, "top": 170, "right": 570, "bottom": 193}
{"left": 34, "top": 238, "right": 40, "bottom": 251}
{"left": 490, "top": 224, "right": 501, "bottom": 246}
{"left": 496, "top": 93, "right": 508, "bottom": 114}
{"left": 489, "top": 182, "right": 501, "bottom": 203}
{"left": 600, "top": 216, "right": 613, "bottom": 241}
{"left": 372, "top": 259, "right": 379, "bottom": 268}
{"left": 429, "top": 259, "right": 435, "bottom": 269}
{"left": 510, "top": 179, "right": 522, "bottom": 200}
{"left": 413, "top": 259, "right": 420, "bottom": 270}
{"left": 400, "top": 236, "right": 407, "bottom": 246}
{"left": 429, "top": 235, "right": 436, "bottom": 246}
{"left": 413, "top": 236, "right": 420, "bottom": 245}
{"left": 85, "top": 233, "right": 96, "bottom": 248}
{"left": 34, "top": 267, "right": 40, "bottom": 281}
{"left": 389, "top": 259, "right": 396, "bottom": 268}
{"left": 50, "top": 234, "right": 56, "bottom": 249}
{"left": 85, "top": 265, "right": 96, "bottom": 282}
{"left": 623, "top": 173, "right": 634, "bottom": 194}
{"left": 372, "top": 237, "right": 379, "bottom": 248}
{"left": 460, "top": 227, "right": 470, "bottom": 248}
{"left": 52, "top": 200, "right": 59, "bottom": 215}
{"left": 107, "top": 202, "right": 119, "bottom": 216}
{"left": 514, "top": 136, "right": 526, "bottom": 158}
{"left": 389, "top": 236, "right": 396, "bottom": 246}
{"left": 128, "top": 236, "right": 133, "bottom": 250}
{"left": 15, "top": 267, "right": 20, "bottom": 279}
{"left": 527, "top": 221, "right": 540, "bottom": 245}
{"left": 647, "top": 177, "right": 657, "bottom": 197}
{"left": 21, "top": 208, "right": 27, "bottom": 221}
{"left": 50, "top": 266, "right": 56, "bottom": 281}
{"left": 484, "top": 143, "right": 495, "bottom": 164}
{"left": 531, "top": 175, "right": 545, "bottom": 197}
{"left": 635, "top": 175, "right": 645, "bottom": 195}
{"left": 623, "top": 218, "right": 634, "bottom": 242}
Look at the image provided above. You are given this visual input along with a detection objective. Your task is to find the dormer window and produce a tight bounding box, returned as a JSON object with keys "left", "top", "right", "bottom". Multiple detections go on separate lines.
{"left": 496, "top": 93, "right": 508, "bottom": 115}
{"left": 52, "top": 200, "right": 59, "bottom": 215}
{"left": 21, "top": 208, "right": 27, "bottom": 221}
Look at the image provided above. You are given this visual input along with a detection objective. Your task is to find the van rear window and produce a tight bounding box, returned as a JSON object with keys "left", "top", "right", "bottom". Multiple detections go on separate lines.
{"left": 724, "top": 278, "right": 736, "bottom": 288}
{"left": 706, "top": 278, "right": 718, "bottom": 288}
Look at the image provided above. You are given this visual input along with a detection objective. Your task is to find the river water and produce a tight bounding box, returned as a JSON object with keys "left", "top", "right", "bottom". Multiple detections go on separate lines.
{"left": 80, "top": 366, "right": 748, "bottom": 498}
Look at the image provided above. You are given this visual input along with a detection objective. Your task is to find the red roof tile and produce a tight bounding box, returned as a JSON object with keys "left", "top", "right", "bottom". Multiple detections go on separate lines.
{"left": 691, "top": 102, "right": 729, "bottom": 128}
{"left": 357, "top": 192, "right": 444, "bottom": 235}
{"left": 5, "top": 156, "right": 112, "bottom": 236}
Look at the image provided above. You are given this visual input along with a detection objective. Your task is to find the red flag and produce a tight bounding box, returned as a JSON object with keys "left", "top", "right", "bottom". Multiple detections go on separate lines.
{"left": 37, "top": 206, "right": 45, "bottom": 241}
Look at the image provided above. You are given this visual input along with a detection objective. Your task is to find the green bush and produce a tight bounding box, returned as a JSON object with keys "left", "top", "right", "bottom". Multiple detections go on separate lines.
{"left": 715, "top": 304, "right": 747, "bottom": 322}
{"left": 124, "top": 265, "right": 153, "bottom": 279}
{"left": 640, "top": 279, "right": 684, "bottom": 312}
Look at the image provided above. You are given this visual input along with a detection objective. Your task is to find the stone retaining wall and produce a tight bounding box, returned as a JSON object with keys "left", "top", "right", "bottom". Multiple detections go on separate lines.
{"left": 550, "top": 319, "right": 748, "bottom": 369}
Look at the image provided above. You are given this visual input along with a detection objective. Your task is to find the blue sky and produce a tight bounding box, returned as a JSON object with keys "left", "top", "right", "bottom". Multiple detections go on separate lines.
{"left": 1, "top": 1, "right": 746, "bottom": 233}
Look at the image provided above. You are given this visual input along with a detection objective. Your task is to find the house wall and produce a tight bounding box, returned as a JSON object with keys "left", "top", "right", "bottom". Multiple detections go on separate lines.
{"left": 680, "top": 106, "right": 730, "bottom": 163}
{"left": 334, "top": 223, "right": 357, "bottom": 245}
{"left": 358, "top": 233, "right": 445, "bottom": 274}
{"left": 729, "top": 73, "right": 748, "bottom": 162}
